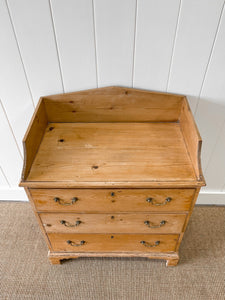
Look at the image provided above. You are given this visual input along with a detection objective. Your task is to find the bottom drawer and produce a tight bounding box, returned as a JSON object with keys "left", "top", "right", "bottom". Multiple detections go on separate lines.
{"left": 48, "top": 233, "right": 179, "bottom": 253}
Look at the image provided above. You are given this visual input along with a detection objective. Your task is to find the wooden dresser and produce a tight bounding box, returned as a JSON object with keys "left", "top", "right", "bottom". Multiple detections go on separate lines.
{"left": 19, "top": 87, "right": 205, "bottom": 266}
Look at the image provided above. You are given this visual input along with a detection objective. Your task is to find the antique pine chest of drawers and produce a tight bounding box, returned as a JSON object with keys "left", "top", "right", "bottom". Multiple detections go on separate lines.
{"left": 19, "top": 87, "right": 205, "bottom": 266}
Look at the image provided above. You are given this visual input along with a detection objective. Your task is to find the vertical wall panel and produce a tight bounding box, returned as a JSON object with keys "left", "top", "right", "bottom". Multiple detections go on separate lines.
{"left": 196, "top": 100, "right": 225, "bottom": 172}
{"left": 134, "top": 0, "right": 180, "bottom": 91}
{"left": 195, "top": 7, "right": 225, "bottom": 189}
{"left": 50, "top": 0, "right": 97, "bottom": 92}
{"left": 94, "top": 0, "right": 136, "bottom": 87}
{"left": 0, "top": 167, "right": 9, "bottom": 188}
{"left": 0, "top": 101, "right": 23, "bottom": 186}
{"left": 0, "top": 0, "right": 34, "bottom": 154}
{"left": 0, "top": 1, "right": 224, "bottom": 202}
{"left": 8, "top": 0, "right": 63, "bottom": 103}
{"left": 167, "top": 0, "right": 224, "bottom": 112}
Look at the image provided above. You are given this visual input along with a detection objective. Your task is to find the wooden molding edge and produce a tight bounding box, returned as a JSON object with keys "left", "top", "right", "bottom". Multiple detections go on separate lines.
{"left": 48, "top": 250, "right": 179, "bottom": 266}
{"left": 179, "top": 97, "right": 206, "bottom": 185}
{"left": 21, "top": 98, "right": 48, "bottom": 181}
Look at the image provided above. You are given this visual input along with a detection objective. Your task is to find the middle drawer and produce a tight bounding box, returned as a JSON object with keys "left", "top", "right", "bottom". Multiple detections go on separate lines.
{"left": 40, "top": 213, "right": 186, "bottom": 234}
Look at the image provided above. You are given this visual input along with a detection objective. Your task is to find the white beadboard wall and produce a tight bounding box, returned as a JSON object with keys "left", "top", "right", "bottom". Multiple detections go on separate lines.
{"left": 0, "top": 0, "right": 225, "bottom": 204}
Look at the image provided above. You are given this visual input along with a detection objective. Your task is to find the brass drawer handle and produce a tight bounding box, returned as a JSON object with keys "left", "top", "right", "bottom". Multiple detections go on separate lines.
{"left": 67, "top": 240, "right": 85, "bottom": 247}
{"left": 60, "top": 220, "right": 81, "bottom": 227}
{"left": 144, "top": 220, "right": 166, "bottom": 228}
{"left": 146, "top": 197, "right": 172, "bottom": 206}
{"left": 54, "top": 197, "right": 78, "bottom": 205}
{"left": 140, "top": 240, "right": 160, "bottom": 247}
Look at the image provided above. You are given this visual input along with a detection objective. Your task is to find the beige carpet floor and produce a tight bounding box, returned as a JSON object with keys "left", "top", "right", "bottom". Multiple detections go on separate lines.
{"left": 0, "top": 202, "right": 224, "bottom": 300}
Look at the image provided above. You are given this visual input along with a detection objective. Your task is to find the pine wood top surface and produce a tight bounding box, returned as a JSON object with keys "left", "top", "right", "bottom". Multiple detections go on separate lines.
{"left": 27, "top": 122, "right": 196, "bottom": 184}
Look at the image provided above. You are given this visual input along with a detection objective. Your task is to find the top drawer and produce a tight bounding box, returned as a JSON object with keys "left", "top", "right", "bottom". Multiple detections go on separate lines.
{"left": 29, "top": 189, "right": 195, "bottom": 212}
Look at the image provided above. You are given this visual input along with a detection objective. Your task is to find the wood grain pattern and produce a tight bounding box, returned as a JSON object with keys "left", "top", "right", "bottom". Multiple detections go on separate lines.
{"left": 19, "top": 87, "right": 204, "bottom": 266}
{"left": 48, "top": 233, "right": 179, "bottom": 252}
{"left": 179, "top": 97, "right": 205, "bottom": 183}
{"left": 166, "top": 257, "right": 179, "bottom": 266}
{"left": 21, "top": 98, "right": 48, "bottom": 180}
{"left": 24, "top": 187, "right": 53, "bottom": 251}
{"left": 40, "top": 213, "right": 186, "bottom": 234}
{"left": 175, "top": 188, "right": 200, "bottom": 252}
{"left": 20, "top": 180, "right": 205, "bottom": 189}
{"left": 43, "top": 87, "right": 183, "bottom": 122}
{"left": 48, "top": 256, "right": 63, "bottom": 264}
{"left": 48, "top": 250, "right": 179, "bottom": 263}
{"left": 30, "top": 188, "right": 195, "bottom": 213}
{"left": 26, "top": 122, "right": 196, "bottom": 184}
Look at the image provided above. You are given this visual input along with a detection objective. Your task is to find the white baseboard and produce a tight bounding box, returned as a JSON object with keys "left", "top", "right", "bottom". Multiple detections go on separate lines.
{"left": 0, "top": 188, "right": 224, "bottom": 205}
{"left": 196, "top": 192, "right": 225, "bottom": 205}
{"left": 0, "top": 187, "right": 28, "bottom": 201}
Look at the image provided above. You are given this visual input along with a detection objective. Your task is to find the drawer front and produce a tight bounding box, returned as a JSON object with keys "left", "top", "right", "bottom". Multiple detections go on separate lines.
{"left": 30, "top": 189, "right": 195, "bottom": 212}
{"left": 48, "top": 233, "right": 179, "bottom": 252}
{"left": 40, "top": 213, "right": 186, "bottom": 234}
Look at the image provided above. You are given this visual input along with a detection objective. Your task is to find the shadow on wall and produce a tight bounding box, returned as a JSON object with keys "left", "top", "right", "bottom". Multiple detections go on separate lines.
{"left": 188, "top": 97, "right": 225, "bottom": 191}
